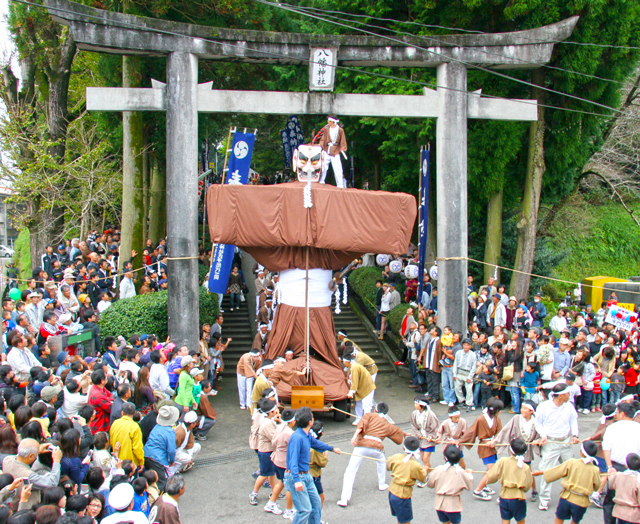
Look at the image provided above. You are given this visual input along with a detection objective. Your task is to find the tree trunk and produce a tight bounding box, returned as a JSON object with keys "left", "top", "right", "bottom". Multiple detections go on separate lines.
{"left": 148, "top": 153, "right": 167, "bottom": 243}
{"left": 484, "top": 187, "right": 503, "bottom": 284}
{"left": 142, "top": 131, "right": 150, "bottom": 241}
{"left": 510, "top": 70, "right": 546, "bottom": 298}
{"left": 119, "top": 55, "right": 145, "bottom": 277}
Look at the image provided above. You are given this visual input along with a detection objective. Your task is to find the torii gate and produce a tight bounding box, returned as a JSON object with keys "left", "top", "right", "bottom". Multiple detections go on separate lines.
{"left": 46, "top": 0, "right": 577, "bottom": 349}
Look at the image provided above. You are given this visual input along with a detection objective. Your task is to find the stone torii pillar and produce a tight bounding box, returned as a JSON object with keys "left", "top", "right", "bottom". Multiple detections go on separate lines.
{"left": 46, "top": 0, "right": 578, "bottom": 337}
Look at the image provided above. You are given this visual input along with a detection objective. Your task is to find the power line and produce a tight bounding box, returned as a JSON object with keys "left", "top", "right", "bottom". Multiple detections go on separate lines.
{"left": 260, "top": 0, "right": 637, "bottom": 119}
{"left": 10, "top": 0, "right": 640, "bottom": 122}
{"left": 291, "top": 3, "right": 639, "bottom": 92}
{"left": 293, "top": 3, "right": 640, "bottom": 52}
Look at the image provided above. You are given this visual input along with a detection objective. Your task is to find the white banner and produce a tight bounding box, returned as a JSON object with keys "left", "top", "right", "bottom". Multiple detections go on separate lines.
{"left": 605, "top": 304, "right": 637, "bottom": 331}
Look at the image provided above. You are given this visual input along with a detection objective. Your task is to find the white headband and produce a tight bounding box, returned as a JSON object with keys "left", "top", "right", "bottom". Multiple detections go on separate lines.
{"left": 581, "top": 443, "right": 598, "bottom": 465}
{"left": 266, "top": 403, "right": 279, "bottom": 413}
{"left": 448, "top": 410, "right": 461, "bottom": 418}
{"left": 310, "top": 429, "right": 318, "bottom": 439}
{"left": 338, "top": 331, "right": 346, "bottom": 337}
{"left": 510, "top": 444, "right": 526, "bottom": 469}
{"left": 415, "top": 400, "right": 429, "bottom": 407}
{"left": 274, "top": 357, "right": 286, "bottom": 363}
{"left": 260, "top": 364, "right": 275, "bottom": 371}
{"left": 328, "top": 117, "right": 339, "bottom": 123}
{"left": 402, "top": 444, "right": 420, "bottom": 463}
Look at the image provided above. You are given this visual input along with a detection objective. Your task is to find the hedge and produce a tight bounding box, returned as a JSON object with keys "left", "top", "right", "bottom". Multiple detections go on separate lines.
{"left": 349, "top": 267, "right": 408, "bottom": 336}
{"left": 98, "top": 288, "right": 219, "bottom": 339}
{"left": 198, "top": 264, "right": 209, "bottom": 284}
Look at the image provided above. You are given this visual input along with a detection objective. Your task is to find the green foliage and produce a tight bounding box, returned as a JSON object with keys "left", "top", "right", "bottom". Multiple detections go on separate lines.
{"left": 545, "top": 193, "right": 640, "bottom": 296}
{"left": 387, "top": 304, "right": 409, "bottom": 336}
{"left": 13, "top": 230, "right": 31, "bottom": 285}
{"left": 198, "top": 264, "right": 209, "bottom": 285}
{"left": 98, "top": 288, "right": 219, "bottom": 339}
{"left": 348, "top": 267, "right": 381, "bottom": 316}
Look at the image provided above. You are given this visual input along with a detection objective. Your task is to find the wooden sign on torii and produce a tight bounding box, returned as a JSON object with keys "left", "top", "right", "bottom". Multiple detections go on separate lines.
{"left": 46, "top": 0, "right": 577, "bottom": 348}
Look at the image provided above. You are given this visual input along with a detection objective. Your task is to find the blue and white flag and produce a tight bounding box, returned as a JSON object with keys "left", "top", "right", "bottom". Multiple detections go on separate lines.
{"left": 208, "top": 132, "right": 255, "bottom": 294}
{"left": 281, "top": 129, "right": 292, "bottom": 168}
{"left": 417, "top": 149, "right": 430, "bottom": 301}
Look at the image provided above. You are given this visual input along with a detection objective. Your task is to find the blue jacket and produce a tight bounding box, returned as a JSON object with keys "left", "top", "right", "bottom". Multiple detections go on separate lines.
{"left": 286, "top": 428, "right": 333, "bottom": 483}
{"left": 143, "top": 425, "right": 176, "bottom": 466}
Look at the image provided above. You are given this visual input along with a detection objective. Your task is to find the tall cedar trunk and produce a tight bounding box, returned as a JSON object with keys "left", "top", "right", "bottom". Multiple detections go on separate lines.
{"left": 484, "top": 187, "right": 504, "bottom": 284}
{"left": 29, "top": 37, "right": 76, "bottom": 269}
{"left": 510, "top": 69, "right": 546, "bottom": 298}
{"left": 148, "top": 154, "right": 167, "bottom": 243}
{"left": 142, "top": 130, "right": 150, "bottom": 241}
{"left": 119, "top": 55, "right": 145, "bottom": 280}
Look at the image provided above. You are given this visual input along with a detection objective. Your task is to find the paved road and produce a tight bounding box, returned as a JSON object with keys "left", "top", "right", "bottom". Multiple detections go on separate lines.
{"left": 179, "top": 374, "right": 605, "bottom": 524}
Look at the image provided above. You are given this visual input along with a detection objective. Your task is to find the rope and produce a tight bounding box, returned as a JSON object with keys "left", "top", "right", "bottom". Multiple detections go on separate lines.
{"left": 437, "top": 256, "right": 640, "bottom": 298}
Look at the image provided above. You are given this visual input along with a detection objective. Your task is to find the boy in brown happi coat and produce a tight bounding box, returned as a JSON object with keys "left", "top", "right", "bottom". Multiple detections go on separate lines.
{"left": 387, "top": 436, "right": 428, "bottom": 524}
{"left": 532, "top": 440, "right": 601, "bottom": 524}
{"left": 337, "top": 402, "right": 407, "bottom": 507}
{"left": 436, "top": 406, "right": 468, "bottom": 469}
{"left": 474, "top": 438, "right": 534, "bottom": 522}
{"left": 608, "top": 453, "right": 640, "bottom": 524}
{"left": 459, "top": 397, "right": 504, "bottom": 499}
{"left": 411, "top": 394, "right": 439, "bottom": 485}
{"left": 426, "top": 445, "right": 474, "bottom": 524}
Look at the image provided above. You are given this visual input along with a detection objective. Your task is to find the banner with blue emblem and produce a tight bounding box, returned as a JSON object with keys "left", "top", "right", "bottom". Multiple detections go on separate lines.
{"left": 208, "top": 131, "right": 255, "bottom": 294}
{"left": 417, "top": 148, "right": 430, "bottom": 301}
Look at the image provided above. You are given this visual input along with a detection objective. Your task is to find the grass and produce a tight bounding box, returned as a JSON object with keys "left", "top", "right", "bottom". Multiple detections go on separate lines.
{"left": 545, "top": 193, "right": 640, "bottom": 296}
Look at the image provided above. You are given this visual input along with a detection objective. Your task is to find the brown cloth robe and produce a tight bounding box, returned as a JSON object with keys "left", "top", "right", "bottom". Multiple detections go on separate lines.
{"left": 354, "top": 413, "right": 405, "bottom": 451}
{"left": 459, "top": 414, "right": 503, "bottom": 459}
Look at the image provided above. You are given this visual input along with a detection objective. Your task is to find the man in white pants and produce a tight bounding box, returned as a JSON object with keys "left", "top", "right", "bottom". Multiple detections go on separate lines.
{"left": 342, "top": 353, "right": 376, "bottom": 426}
{"left": 319, "top": 115, "right": 348, "bottom": 188}
{"left": 337, "top": 403, "right": 406, "bottom": 507}
{"left": 236, "top": 349, "right": 261, "bottom": 410}
{"left": 453, "top": 338, "right": 477, "bottom": 412}
{"left": 533, "top": 383, "right": 580, "bottom": 511}
{"left": 171, "top": 411, "right": 201, "bottom": 474}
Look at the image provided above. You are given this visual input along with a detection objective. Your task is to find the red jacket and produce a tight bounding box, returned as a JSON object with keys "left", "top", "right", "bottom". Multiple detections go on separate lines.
{"left": 88, "top": 386, "right": 113, "bottom": 434}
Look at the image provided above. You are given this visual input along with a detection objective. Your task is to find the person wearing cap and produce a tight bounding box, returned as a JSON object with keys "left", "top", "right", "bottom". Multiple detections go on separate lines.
{"left": 337, "top": 402, "right": 406, "bottom": 506}
{"left": 533, "top": 383, "right": 580, "bottom": 511}
{"left": 144, "top": 405, "right": 180, "bottom": 488}
{"left": 342, "top": 353, "right": 376, "bottom": 425}
{"left": 110, "top": 402, "right": 144, "bottom": 466}
{"left": 253, "top": 323, "right": 270, "bottom": 355}
{"left": 237, "top": 349, "right": 262, "bottom": 410}
{"left": 452, "top": 338, "right": 477, "bottom": 412}
{"left": 486, "top": 294, "right": 507, "bottom": 330}
{"left": 174, "top": 356, "right": 197, "bottom": 413}
{"left": 101, "top": 482, "right": 149, "bottom": 524}
{"left": 527, "top": 293, "right": 547, "bottom": 328}
{"left": 173, "top": 411, "right": 200, "bottom": 474}
{"left": 318, "top": 114, "right": 348, "bottom": 188}
{"left": 148, "top": 474, "right": 186, "bottom": 524}
{"left": 250, "top": 398, "right": 282, "bottom": 509}
{"left": 385, "top": 435, "right": 427, "bottom": 524}
{"left": 388, "top": 282, "right": 402, "bottom": 311}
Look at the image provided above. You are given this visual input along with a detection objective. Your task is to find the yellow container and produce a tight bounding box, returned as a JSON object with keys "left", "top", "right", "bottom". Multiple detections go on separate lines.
{"left": 583, "top": 276, "right": 629, "bottom": 308}
{"left": 291, "top": 386, "right": 324, "bottom": 410}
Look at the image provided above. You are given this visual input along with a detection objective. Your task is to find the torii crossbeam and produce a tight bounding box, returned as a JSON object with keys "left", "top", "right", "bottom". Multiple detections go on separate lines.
{"left": 46, "top": 0, "right": 577, "bottom": 347}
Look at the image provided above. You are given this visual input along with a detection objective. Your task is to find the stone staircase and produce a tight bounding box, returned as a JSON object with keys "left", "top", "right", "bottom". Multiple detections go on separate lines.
{"left": 218, "top": 296, "right": 255, "bottom": 378}
{"left": 333, "top": 301, "right": 396, "bottom": 374}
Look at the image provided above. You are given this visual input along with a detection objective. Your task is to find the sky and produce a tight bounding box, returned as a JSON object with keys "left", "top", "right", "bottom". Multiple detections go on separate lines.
{"left": 0, "top": 0, "right": 19, "bottom": 81}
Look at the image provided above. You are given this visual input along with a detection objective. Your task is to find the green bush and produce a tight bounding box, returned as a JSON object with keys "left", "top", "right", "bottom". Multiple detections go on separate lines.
{"left": 198, "top": 264, "right": 209, "bottom": 285}
{"left": 98, "top": 288, "right": 219, "bottom": 339}
{"left": 387, "top": 304, "right": 409, "bottom": 336}
{"left": 349, "top": 267, "right": 381, "bottom": 316}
